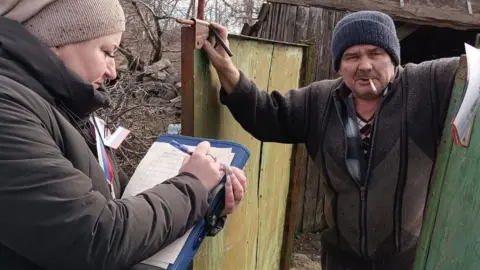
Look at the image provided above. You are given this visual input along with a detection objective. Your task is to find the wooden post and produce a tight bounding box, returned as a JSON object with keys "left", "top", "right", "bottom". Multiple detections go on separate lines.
{"left": 180, "top": 26, "right": 195, "bottom": 137}
{"left": 279, "top": 38, "right": 317, "bottom": 270}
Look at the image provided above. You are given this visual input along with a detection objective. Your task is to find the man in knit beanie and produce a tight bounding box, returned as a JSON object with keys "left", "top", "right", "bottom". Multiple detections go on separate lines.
{"left": 203, "top": 10, "right": 460, "bottom": 270}
{"left": 331, "top": 11, "right": 401, "bottom": 73}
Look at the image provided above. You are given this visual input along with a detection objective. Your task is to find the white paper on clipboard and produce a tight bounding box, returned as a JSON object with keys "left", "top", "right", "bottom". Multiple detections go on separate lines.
{"left": 452, "top": 43, "right": 480, "bottom": 146}
{"left": 121, "top": 142, "right": 234, "bottom": 268}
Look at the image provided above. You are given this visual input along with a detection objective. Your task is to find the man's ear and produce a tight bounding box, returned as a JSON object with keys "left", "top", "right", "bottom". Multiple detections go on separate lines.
{"left": 337, "top": 64, "right": 344, "bottom": 77}
{"left": 390, "top": 65, "right": 399, "bottom": 82}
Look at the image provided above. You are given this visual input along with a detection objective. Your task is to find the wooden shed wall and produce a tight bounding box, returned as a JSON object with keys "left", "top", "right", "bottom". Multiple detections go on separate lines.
{"left": 243, "top": 2, "right": 348, "bottom": 233}
{"left": 269, "top": 0, "right": 480, "bottom": 30}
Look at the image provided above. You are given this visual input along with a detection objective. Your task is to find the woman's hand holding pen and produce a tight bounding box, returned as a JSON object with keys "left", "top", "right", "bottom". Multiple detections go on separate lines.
{"left": 179, "top": 141, "right": 222, "bottom": 191}
{"left": 179, "top": 141, "right": 246, "bottom": 215}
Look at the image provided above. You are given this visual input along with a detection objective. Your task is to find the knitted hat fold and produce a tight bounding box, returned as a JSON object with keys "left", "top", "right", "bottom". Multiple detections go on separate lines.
{"left": 1, "top": 0, "right": 125, "bottom": 47}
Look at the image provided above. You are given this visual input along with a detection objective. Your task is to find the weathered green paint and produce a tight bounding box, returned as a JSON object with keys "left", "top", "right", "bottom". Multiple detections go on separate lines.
{"left": 414, "top": 56, "right": 480, "bottom": 269}
{"left": 188, "top": 35, "right": 305, "bottom": 269}
{"left": 256, "top": 44, "right": 303, "bottom": 270}
{"left": 279, "top": 38, "right": 318, "bottom": 270}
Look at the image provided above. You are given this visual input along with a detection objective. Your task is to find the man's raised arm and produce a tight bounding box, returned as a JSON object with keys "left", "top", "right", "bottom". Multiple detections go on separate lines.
{"left": 202, "top": 23, "right": 316, "bottom": 144}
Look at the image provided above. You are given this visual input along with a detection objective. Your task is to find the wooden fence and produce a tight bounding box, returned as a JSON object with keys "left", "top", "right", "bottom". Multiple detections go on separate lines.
{"left": 242, "top": 1, "right": 348, "bottom": 233}
{"left": 180, "top": 27, "right": 308, "bottom": 269}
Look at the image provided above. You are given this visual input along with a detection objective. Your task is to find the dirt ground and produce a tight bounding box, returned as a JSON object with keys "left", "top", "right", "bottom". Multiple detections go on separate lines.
{"left": 290, "top": 231, "right": 323, "bottom": 270}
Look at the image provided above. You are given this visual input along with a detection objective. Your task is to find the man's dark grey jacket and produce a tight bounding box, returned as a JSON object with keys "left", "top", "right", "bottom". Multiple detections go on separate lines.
{"left": 220, "top": 54, "right": 459, "bottom": 269}
{"left": 0, "top": 17, "right": 211, "bottom": 270}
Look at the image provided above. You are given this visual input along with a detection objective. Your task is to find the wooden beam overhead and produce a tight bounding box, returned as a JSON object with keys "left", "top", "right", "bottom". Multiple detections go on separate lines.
{"left": 475, "top": 33, "right": 480, "bottom": 48}
{"left": 267, "top": 0, "right": 480, "bottom": 30}
{"left": 396, "top": 23, "right": 420, "bottom": 40}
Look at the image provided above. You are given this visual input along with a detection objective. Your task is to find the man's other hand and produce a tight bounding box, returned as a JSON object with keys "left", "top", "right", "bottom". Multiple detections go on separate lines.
{"left": 203, "top": 22, "right": 241, "bottom": 93}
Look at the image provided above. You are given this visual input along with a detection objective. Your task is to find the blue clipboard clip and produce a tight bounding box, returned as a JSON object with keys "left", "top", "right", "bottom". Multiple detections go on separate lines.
{"left": 190, "top": 177, "right": 227, "bottom": 251}
{"left": 129, "top": 134, "right": 250, "bottom": 270}
{"left": 204, "top": 177, "right": 226, "bottom": 236}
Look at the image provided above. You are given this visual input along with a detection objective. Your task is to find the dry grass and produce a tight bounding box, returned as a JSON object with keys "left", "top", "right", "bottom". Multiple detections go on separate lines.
{"left": 98, "top": 70, "right": 181, "bottom": 176}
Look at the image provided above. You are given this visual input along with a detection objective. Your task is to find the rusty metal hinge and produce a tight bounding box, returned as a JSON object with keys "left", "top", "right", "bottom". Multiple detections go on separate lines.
{"left": 176, "top": 18, "right": 210, "bottom": 49}
{"left": 176, "top": 18, "right": 233, "bottom": 57}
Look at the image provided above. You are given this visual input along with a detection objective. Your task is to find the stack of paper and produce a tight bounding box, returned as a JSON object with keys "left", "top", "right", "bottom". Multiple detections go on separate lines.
{"left": 452, "top": 43, "right": 480, "bottom": 147}
{"left": 122, "top": 141, "right": 235, "bottom": 268}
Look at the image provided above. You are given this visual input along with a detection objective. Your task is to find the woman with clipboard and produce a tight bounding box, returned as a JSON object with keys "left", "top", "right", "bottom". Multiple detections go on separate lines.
{"left": 0, "top": 1, "right": 246, "bottom": 269}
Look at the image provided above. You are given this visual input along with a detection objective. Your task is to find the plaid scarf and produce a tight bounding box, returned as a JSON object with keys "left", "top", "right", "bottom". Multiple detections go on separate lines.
{"left": 334, "top": 88, "right": 389, "bottom": 184}
{"left": 357, "top": 114, "right": 374, "bottom": 161}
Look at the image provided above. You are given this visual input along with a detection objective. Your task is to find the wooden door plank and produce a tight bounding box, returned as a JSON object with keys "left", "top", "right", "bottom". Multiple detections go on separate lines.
{"left": 294, "top": 6, "right": 310, "bottom": 42}
{"left": 191, "top": 36, "right": 273, "bottom": 270}
{"left": 302, "top": 157, "right": 321, "bottom": 231}
{"left": 280, "top": 39, "right": 316, "bottom": 269}
{"left": 285, "top": 5, "right": 298, "bottom": 43}
{"left": 256, "top": 43, "right": 304, "bottom": 270}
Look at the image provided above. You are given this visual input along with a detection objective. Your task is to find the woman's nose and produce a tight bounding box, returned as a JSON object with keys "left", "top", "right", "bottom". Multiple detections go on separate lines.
{"left": 105, "top": 57, "right": 117, "bottom": 80}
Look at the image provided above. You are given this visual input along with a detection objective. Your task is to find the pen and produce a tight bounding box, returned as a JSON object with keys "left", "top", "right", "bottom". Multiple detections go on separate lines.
{"left": 174, "top": 18, "right": 233, "bottom": 57}
{"left": 209, "top": 25, "right": 233, "bottom": 57}
{"left": 170, "top": 140, "right": 193, "bottom": 155}
{"left": 169, "top": 140, "right": 233, "bottom": 182}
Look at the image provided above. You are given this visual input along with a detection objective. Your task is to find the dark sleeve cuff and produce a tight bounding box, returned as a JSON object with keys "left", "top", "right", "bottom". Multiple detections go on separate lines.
{"left": 219, "top": 70, "right": 253, "bottom": 105}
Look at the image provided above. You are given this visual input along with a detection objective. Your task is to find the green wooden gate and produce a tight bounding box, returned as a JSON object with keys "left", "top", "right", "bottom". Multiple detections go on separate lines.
{"left": 415, "top": 56, "right": 480, "bottom": 269}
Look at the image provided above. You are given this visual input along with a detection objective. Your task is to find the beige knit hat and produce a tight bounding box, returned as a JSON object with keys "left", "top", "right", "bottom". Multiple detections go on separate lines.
{"left": 0, "top": 0, "right": 125, "bottom": 47}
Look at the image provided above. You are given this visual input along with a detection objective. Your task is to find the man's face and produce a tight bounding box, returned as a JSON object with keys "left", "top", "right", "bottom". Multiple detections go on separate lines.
{"left": 338, "top": 44, "right": 395, "bottom": 100}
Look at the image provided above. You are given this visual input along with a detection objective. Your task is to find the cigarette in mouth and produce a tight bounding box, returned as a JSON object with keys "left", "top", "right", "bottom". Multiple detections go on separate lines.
{"left": 369, "top": 78, "right": 377, "bottom": 93}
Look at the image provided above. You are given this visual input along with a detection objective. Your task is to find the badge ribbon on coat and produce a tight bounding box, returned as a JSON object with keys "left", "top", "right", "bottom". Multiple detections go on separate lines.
{"left": 89, "top": 116, "right": 115, "bottom": 199}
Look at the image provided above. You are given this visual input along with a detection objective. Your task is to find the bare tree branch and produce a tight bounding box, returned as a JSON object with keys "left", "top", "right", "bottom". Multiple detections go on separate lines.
{"left": 130, "top": 0, "right": 159, "bottom": 46}
{"left": 118, "top": 43, "right": 145, "bottom": 71}
{"left": 110, "top": 0, "right": 263, "bottom": 176}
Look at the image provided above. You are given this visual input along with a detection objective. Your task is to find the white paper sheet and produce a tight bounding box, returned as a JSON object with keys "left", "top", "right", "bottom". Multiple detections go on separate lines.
{"left": 452, "top": 43, "right": 480, "bottom": 146}
{"left": 141, "top": 227, "right": 193, "bottom": 267}
{"left": 122, "top": 141, "right": 234, "bottom": 267}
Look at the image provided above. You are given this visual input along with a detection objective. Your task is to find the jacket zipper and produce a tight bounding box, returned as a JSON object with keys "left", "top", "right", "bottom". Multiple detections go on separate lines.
{"left": 333, "top": 93, "right": 372, "bottom": 259}
{"left": 394, "top": 80, "right": 409, "bottom": 253}
{"left": 333, "top": 89, "right": 391, "bottom": 259}
{"left": 358, "top": 89, "right": 392, "bottom": 258}
{"left": 359, "top": 185, "right": 367, "bottom": 258}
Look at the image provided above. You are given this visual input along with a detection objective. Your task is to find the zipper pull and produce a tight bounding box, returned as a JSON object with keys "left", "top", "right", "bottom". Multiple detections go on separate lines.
{"left": 109, "top": 183, "right": 116, "bottom": 199}
{"left": 360, "top": 187, "right": 366, "bottom": 201}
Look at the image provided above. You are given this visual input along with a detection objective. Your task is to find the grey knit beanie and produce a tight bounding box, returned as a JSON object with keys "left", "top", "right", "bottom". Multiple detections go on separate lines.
{"left": 331, "top": 11, "right": 400, "bottom": 72}
{"left": 0, "top": 0, "right": 125, "bottom": 47}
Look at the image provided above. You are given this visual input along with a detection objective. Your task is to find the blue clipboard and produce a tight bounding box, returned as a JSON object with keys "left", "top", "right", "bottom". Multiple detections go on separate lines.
{"left": 129, "top": 134, "right": 250, "bottom": 270}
